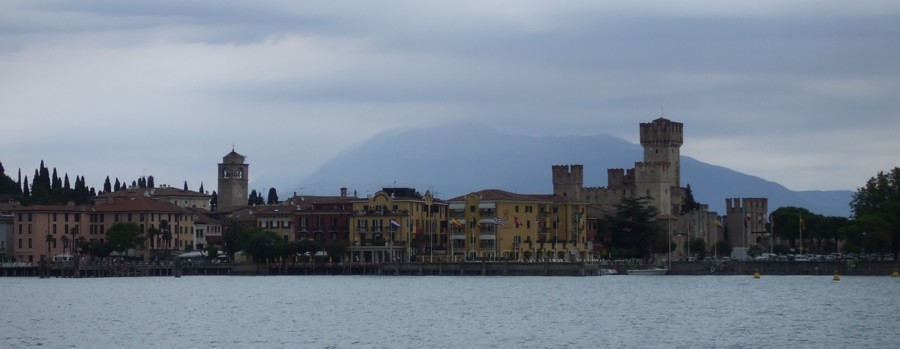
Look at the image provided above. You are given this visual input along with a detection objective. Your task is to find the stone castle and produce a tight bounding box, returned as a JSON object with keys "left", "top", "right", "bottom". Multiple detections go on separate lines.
{"left": 552, "top": 118, "right": 685, "bottom": 218}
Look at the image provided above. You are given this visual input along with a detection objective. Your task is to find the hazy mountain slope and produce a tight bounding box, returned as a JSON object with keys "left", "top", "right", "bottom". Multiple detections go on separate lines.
{"left": 297, "top": 123, "right": 853, "bottom": 216}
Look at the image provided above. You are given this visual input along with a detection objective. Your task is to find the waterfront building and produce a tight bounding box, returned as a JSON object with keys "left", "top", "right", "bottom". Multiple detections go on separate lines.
{"left": 8, "top": 204, "right": 88, "bottom": 263}
{"left": 255, "top": 204, "right": 297, "bottom": 242}
{"left": 286, "top": 188, "right": 355, "bottom": 243}
{"left": 0, "top": 203, "right": 13, "bottom": 261}
{"left": 90, "top": 196, "right": 187, "bottom": 257}
{"left": 348, "top": 188, "right": 447, "bottom": 263}
{"left": 447, "top": 189, "right": 590, "bottom": 261}
{"left": 185, "top": 208, "right": 222, "bottom": 251}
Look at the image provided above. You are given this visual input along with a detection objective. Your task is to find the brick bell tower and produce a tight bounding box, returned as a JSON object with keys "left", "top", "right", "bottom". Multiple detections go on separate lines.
{"left": 217, "top": 148, "right": 249, "bottom": 209}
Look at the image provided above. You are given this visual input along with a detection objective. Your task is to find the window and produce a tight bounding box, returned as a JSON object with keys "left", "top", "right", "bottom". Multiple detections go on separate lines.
{"left": 470, "top": 206, "right": 475, "bottom": 213}
{"left": 28, "top": 238, "right": 32, "bottom": 248}
{"left": 515, "top": 206, "right": 519, "bottom": 213}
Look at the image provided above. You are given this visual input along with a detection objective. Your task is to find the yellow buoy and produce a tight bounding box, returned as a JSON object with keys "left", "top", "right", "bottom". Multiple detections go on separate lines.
{"left": 892, "top": 269, "right": 898, "bottom": 278}
{"left": 753, "top": 270, "right": 760, "bottom": 279}
{"left": 833, "top": 270, "right": 841, "bottom": 281}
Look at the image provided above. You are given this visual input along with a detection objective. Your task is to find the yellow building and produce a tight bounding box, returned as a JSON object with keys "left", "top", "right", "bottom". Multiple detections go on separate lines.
{"left": 447, "top": 189, "right": 590, "bottom": 261}
{"left": 348, "top": 188, "right": 447, "bottom": 263}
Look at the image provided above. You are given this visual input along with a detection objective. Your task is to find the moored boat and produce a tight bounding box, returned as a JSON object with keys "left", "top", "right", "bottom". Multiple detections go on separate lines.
{"left": 626, "top": 268, "right": 668, "bottom": 275}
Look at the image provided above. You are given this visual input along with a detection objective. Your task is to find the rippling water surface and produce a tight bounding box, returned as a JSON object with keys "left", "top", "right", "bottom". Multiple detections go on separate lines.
{"left": 1, "top": 275, "right": 898, "bottom": 348}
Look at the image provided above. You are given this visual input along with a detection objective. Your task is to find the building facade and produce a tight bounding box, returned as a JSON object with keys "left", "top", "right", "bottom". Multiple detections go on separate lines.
{"left": 447, "top": 189, "right": 590, "bottom": 261}
{"left": 288, "top": 188, "right": 355, "bottom": 243}
{"left": 552, "top": 118, "right": 685, "bottom": 217}
{"left": 725, "top": 197, "right": 769, "bottom": 251}
{"left": 348, "top": 188, "right": 447, "bottom": 263}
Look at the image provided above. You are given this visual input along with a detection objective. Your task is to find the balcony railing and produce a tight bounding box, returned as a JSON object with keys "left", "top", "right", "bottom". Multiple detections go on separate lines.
{"left": 353, "top": 210, "right": 410, "bottom": 217}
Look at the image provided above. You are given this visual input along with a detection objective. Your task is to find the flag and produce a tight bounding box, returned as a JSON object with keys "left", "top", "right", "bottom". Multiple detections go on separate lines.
{"left": 744, "top": 211, "right": 751, "bottom": 229}
{"left": 799, "top": 215, "right": 805, "bottom": 230}
{"left": 390, "top": 219, "right": 400, "bottom": 229}
{"left": 514, "top": 216, "right": 522, "bottom": 228}
{"left": 451, "top": 218, "right": 462, "bottom": 228}
{"left": 715, "top": 218, "right": 723, "bottom": 228}
{"left": 494, "top": 217, "right": 505, "bottom": 226}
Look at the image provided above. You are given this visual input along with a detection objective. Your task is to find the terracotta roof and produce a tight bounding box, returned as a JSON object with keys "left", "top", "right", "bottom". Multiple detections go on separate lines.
{"left": 10, "top": 204, "right": 90, "bottom": 213}
{"left": 91, "top": 196, "right": 184, "bottom": 213}
{"left": 96, "top": 186, "right": 210, "bottom": 200}
{"left": 148, "top": 186, "right": 212, "bottom": 198}
{"left": 255, "top": 205, "right": 300, "bottom": 215}
{"left": 447, "top": 189, "right": 579, "bottom": 203}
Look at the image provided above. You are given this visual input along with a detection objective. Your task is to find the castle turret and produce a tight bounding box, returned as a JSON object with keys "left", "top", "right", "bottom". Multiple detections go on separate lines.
{"left": 552, "top": 164, "right": 583, "bottom": 200}
{"left": 640, "top": 118, "right": 683, "bottom": 187}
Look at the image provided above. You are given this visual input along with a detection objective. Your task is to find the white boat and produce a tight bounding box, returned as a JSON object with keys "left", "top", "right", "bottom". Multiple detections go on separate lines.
{"left": 600, "top": 268, "right": 619, "bottom": 276}
{"left": 626, "top": 268, "right": 668, "bottom": 275}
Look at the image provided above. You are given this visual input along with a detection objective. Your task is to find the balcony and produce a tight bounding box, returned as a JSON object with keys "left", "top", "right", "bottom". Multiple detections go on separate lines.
{"left": 353, "top": 210, "right": 410, "bottom": 217}
{"left": 450, "top": 232, "right": 465, "bottom": 240}
{"left": 479, "top": 233, "right": 496, "bottom": 240}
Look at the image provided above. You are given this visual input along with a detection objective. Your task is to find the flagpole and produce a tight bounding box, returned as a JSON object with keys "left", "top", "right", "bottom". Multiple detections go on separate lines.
{"left": 798, "top": 212, "right": 803, "bottom": 255}
{"left": 769, "top": 213, "right": 773, "bottom": 255}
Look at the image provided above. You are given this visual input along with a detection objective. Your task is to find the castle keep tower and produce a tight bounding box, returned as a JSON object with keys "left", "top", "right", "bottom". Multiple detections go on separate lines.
{"left": 217, "top": 149, "right": 249, "bottom": 210}
{"left": 639, "top": 118, "right": 683, "bottom": 187}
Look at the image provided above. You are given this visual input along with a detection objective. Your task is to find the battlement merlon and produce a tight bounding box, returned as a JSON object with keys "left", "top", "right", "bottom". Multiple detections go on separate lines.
{"left": 640, "top": 117, "right": 684, "bottom": 147}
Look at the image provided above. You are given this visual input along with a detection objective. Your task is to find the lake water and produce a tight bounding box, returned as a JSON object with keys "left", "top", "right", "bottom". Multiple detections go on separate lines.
{"left": 1, "top": 275, "right": 898, "bottom": 348}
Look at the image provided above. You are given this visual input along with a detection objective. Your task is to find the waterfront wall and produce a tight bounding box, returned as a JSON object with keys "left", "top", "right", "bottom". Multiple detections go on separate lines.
{"left": 669, "top": 260, "right": 900, "bottom": 276}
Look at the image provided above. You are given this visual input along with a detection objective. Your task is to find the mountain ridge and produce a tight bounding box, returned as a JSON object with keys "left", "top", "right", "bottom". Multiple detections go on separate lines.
{"left": 295, "top": 122, "right": 853, "bottom": 217}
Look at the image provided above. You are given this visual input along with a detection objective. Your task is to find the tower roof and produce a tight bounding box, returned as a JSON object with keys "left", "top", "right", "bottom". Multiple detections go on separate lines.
{"left": 222, "top": 149, "right": 246, "bottom": 164}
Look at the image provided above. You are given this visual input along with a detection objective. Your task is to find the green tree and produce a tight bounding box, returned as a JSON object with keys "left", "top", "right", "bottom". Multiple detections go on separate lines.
{"left": 324, "top": 240, "right": 349, "bottom": 263}
{"left": 241, "top": 228, "right": 281, "bottom": 264}
{"left": 605, "top": 196, "right": 661, "bottom": 259}
{"left": 850, "top": 167, "right": 900, "bottom": 259}
{"left": 773, "top": 244, "right": 790, "bottom": 255}
{"left": 105, "top": 222, "right": 145, "bottom": 256}
{"left": 267, "top": 187, "right": 279, "bottom": 205}
{"left": 160, "top": 220, "right": 172, "bottom": 258}
{"left": 680, "top": 184, "right": 700, "bottom": 214}
{"left": 45, "top": 234, "right": 56, "bottom": 258}
{"left": 714, "top": 240, "right": 732, "bottom": 258}
{"left": 748, "top": 244, "right": 764, "bottom": 258}
{"left": 689, "top": 238, "right": 707, "bottom": 260}
{"left": 146, "top": 226, "right": 160, "bottom": 251}
{"left": 205, "top": 245, "right": 219, "bottom": 262}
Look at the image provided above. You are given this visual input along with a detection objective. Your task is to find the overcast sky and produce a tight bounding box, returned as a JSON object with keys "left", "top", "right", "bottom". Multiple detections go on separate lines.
{"left": 2, "top": 1, "right": 898, "bottom": 195}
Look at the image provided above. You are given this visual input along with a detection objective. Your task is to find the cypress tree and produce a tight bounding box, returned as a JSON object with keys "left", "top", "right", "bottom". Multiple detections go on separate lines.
{"left": 114, "top": 178, "right": 121, "bottom": 191}
{"left": 147, "top": 175, "right": 155, "bottom": 188}
{"left": 104, "top": 176, "right": 112, "bottom": 193}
